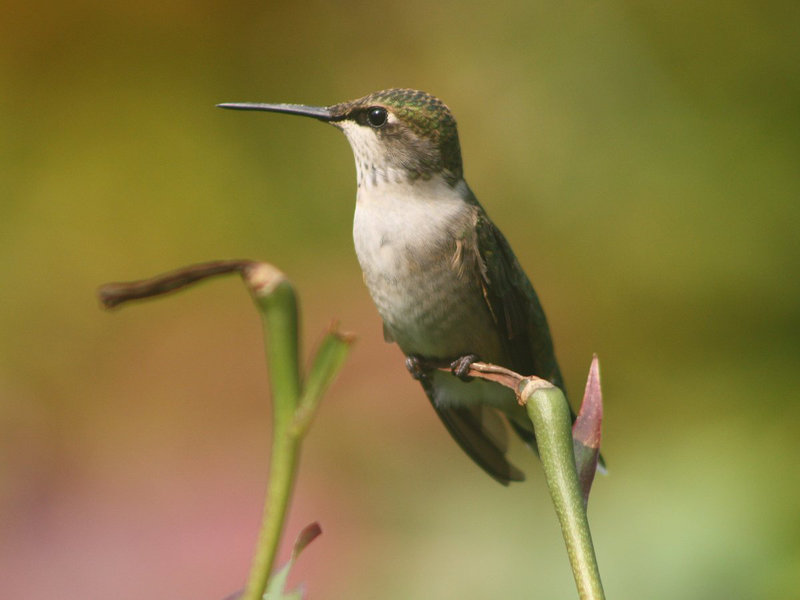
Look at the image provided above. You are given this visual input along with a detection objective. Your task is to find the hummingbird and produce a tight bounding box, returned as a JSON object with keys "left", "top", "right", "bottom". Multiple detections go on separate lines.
{"left": 219, "top": 89, "right": 568, "bottom": 485}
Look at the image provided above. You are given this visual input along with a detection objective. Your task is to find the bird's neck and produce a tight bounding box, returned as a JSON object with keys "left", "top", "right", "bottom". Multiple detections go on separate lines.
{"left": 355, "top": 170, "right": 470, "bottom": 206}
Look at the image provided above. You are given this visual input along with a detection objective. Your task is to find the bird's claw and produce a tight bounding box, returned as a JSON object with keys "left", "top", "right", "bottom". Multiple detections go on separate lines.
{"left": 405, "top": 355, "right": 430, "bottom": 382}
{"left": 450, "top": 354, "right": 479, "bottom": 382}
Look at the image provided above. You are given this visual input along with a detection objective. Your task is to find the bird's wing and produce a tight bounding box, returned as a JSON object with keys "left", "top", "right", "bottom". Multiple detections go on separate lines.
{"left": 474, "top": 210, "right": 565, "bottom": 391}
{"left": 420, "top": 373, "right": 525, "bottom": 484}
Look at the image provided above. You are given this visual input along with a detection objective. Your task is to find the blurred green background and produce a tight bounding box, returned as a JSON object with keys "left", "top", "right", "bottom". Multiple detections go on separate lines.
{"left": 2, "top": 1, "right": 799, "bottom": 598}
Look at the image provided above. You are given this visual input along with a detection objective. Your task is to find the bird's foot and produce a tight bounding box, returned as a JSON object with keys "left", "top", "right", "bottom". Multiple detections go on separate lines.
{"left": 405, "top": 355, "right": 430, "bottom": 382}
{"left": 450, "top": 354, "right": 480, "bottom": 382}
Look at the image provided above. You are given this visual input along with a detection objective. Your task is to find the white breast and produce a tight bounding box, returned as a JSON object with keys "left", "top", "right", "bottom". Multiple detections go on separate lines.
{"left": 352, "top": 178, "right": 502, "bottom": 361}
{"left": 353, "top": 178, "right": 469, "bottom": 277}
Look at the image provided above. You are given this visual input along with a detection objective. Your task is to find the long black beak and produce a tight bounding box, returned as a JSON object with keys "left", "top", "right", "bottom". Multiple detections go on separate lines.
{"left": 216, "top": 102, "right": 334, "bottom": 122}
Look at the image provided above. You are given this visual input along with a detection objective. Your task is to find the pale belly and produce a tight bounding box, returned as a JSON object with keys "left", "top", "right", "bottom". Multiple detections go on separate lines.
{"left": 353, "top": 182, "right": 530, "bottom": 417}
{"left": 352, "top": 187, "right": 506, "bottom": 364}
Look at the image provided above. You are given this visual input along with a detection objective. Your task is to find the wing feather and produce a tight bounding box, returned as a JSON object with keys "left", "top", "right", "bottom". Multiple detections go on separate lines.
{"left": 431, "top": 403, "right": 525, "bottom": 485}
{"left": 474, "top": 210, "right": 565, "bottom": 390}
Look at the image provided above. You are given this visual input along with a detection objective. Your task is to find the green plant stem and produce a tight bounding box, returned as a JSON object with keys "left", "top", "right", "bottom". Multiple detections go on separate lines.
{"left": 97, "top": 261, "right": 351, "bottom": 600}
{"left": 291, "top": 330, "right": 352, "bottom": 438}
{"left": 242, "top": 269, "right": 303, "bottom": 600}
{"left": 244, "top": 431, "right": 301, "bottom": 600}
{"left": 522, "top": 383, "right": 605, "bottom": 600}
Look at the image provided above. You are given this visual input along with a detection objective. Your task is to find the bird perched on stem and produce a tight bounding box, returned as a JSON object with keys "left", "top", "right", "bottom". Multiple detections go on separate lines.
{"left": 220, "top": 89, "right": 569, "bottom": 484}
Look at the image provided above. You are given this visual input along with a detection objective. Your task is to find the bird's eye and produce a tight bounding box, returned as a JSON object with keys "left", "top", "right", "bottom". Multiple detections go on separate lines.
{"left": 366, "top": 107, "right": 388, "bottom": 128}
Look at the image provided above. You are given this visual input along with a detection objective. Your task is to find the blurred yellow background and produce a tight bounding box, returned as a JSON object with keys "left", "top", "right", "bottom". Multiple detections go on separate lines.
{"left": 2, "top": 1, "right": 798, "bottom": 598}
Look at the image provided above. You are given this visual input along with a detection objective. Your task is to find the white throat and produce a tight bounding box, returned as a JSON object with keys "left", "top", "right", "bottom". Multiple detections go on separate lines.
{"left": 337, "top": 120, "right": 403, "bottom": 187}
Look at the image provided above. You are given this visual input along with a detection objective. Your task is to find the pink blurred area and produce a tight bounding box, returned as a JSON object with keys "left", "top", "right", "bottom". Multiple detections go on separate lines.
{"left": 0, "top": 279, "right": 453, "bottom": 599}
